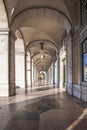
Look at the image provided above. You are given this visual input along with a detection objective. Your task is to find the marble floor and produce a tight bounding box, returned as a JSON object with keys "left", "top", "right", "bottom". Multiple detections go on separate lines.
{"left": 0, "top": 85, "right": 87, "bottom": 130}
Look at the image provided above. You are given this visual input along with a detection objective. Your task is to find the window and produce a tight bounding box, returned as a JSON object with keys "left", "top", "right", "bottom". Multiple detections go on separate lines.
{"left": 83, "top": 53, "right": 87, "bottom": 81}
{"left": 83, "top": 40, "right": 87, "bottom": 81}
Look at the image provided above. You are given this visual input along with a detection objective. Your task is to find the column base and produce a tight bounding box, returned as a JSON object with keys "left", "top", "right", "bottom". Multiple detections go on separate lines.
{"left": 9, "top": 83, "right": 16, "bottom": 96}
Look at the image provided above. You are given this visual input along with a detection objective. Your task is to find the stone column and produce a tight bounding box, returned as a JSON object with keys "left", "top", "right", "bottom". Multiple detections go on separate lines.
{"left": 27, "top": 53, "right": 31, "bottom": 87}
{"left": 66, "top": 30, "right": 73, "bottom": 95}
{"left": 48, "top": 69, "right": 50, "bottom": 84}
{"left": 25, "top": 53, "right": 28, "bottom": 88}
{"left": 46, "top": 71, "right": 49, "bottom": 83}
{"left": 9, "top": 31, "right": 16, "bottom": 96}
{"left": 0, "top": 28, "right": 9, "bottom": 96}
{"left": 50, "top": 63, "right": 53, "bottom": 84}
{"left": 57, "top": 53, "right": 60, "bottom": 87}
{"left": 53, "top": 59, "right": 55, "bottom": 84}
{"left": 55, "top": 60, "right": 58, "bottom": 87}
{"left": 33, "top": 64, "right": 35, "bottom": 85}
{"left": 30, "top": 59, "right": 32, "bottom": 87}
{"left": 34, "top": 65, "right": 37, "bottom": 85}
{"left": 50, "top": 66, "right": 52, "bottom": 84}
{"left": 32, "top": 60, "right": 34, "bottom": 85}
{"left": 47, "top": 68, "right": 50, "bottom": 84}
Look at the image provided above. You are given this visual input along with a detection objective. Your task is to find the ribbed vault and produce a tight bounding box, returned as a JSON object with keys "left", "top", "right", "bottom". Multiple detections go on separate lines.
{"left": 3, "top": 0, "right": 79, "bottom": 71}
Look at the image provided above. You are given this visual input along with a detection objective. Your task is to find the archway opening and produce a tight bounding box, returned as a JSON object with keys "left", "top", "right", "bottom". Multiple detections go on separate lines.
{"left": 15, "top": 38, "right": 25, "bottom": 89}
{"left": 60, "top": 45, "right": 66, "bottom": 89}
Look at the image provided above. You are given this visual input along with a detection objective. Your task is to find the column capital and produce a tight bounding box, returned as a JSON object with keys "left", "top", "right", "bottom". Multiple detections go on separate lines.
{"left": 9, "top": 30, "right": 17, "bottom": 41}
{"left": 25, "top": 53, "right": 28, "bottom": 57}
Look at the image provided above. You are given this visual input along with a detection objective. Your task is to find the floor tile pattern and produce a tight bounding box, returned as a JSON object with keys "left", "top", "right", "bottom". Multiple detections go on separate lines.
{"left": 0, "top": 86, "right": 87, "bottom": 130}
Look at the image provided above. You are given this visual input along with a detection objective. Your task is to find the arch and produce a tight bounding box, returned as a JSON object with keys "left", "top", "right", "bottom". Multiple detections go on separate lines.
{"left": 18, "top": 27, "right": 57, "bottom": 48}
{"left": 15, "top": 38, "right": 25, "bottom": 88}
{"left": 29, "top": 31, "right": 57, "bottom": 45}
{"left": 31, "top": 51, "right": 53, "bottom": 60}
{"left": 10, "top": 7, "right": 71, "bottom": 31}
{"left": 26, "top": 39, "right": 58, "bottom": 53}
{"left": 36, "top": 63, "right": 50, "bottom": 69}
{"left": 10, "top": 8, "right": 72, "bottom": 47}
{"left": 34, "top": 58, "right": 52, "bottom": 65}
{"left": 15, "top": 29, "right": 26, "bottom": 48}
{"left": 36, "top": 61, "right": 50, "bottom": 66}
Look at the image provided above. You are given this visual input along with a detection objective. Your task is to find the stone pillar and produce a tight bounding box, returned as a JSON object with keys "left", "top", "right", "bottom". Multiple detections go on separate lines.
{"left": 47, "top": 68, "right": 50, "bottom": 84}
{"left": 53, "top": 59, "right": 55, "bottom": 84}
{"left": 50, "top": 65, "right": 53, "bottom": 84}
{"left": 27, "top": 53, "right": 31, "bottom": 87}
{"left": 9, "top": 31, "right": 16, "bottom": 96}
{"left": 32, "top": 60, "right": 34, "bottom": 85}
{"left": 33, "top": 64, "right": 35, "bottom": 85}
{"left": 55, "top": 60, "right": 58, "bottom": 86}
{"left": 46, "top": 71, "right": 49, "bottom": 83}
{"left": 25, "top": 53, "right": 28, "bottom": 88}
{"left": 30, "top": 59, "right": 32, "bottom": 87}
{"left": 0, "top": 28, "right": 9, "bottom": 96}
{"left": 57, "top": 53, "right": 60, "bottom": 87}
{"left": 33, "top": 65, "right": 38, "bottom": 85}
{"left": 47, "top": 69, "right": 50, "bottom": 84}
{"left": 66, "top": 31, "right": 73, "bottom": 95}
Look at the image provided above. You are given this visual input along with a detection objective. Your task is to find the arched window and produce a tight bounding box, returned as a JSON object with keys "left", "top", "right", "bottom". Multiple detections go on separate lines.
{"left": 83, "top": 39, "right": 87, "bottom": 81}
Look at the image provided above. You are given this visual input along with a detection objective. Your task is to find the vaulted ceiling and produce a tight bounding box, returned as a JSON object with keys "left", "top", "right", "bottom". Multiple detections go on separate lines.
{"left": 3, "top": 0, "right": 79, "bottom": 71}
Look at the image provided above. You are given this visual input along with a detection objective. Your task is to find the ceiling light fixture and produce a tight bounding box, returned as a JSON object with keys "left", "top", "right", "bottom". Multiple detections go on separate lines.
{"left": 40, "top": 42, "right": 44, "bottom": 59}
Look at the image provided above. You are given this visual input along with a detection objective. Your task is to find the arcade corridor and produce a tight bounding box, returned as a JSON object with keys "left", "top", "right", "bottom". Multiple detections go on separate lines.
{"left": 0, "top": 0, "right": 87, "bottom": 129}
{"left": 0, "top": 85, "right": 87, "bottom": 130}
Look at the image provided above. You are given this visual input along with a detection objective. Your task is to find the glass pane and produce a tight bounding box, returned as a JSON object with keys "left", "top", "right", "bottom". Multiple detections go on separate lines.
{"left": 84, "top": 54, "right": 87, "bottom": 64}
{"left": 84, "top": 53, "right": 87, "bottom": 81}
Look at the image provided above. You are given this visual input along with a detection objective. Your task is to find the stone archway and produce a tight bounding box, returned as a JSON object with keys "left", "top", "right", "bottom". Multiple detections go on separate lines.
{"left": 15, "top": 38, "right": 25, "bottom": 88}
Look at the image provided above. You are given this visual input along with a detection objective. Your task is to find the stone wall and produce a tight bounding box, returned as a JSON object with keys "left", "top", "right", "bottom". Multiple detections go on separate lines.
{"left": 9, "top": 31, "right": 16, "bottom": 96}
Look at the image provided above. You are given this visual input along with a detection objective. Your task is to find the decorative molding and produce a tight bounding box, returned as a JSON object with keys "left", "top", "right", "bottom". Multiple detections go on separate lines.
{"left": 0, "top": 28, "right": 9, "bottom": 35}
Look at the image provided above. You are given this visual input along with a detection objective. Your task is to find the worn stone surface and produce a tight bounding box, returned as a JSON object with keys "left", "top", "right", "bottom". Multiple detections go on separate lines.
{"left": 0, "top": 87, "right": 86, "bottom": 130}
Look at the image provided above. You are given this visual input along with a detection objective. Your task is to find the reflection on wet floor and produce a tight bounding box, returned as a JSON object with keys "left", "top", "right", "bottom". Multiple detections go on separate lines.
{"left": 26, "top": 86, "right": 54, "bottom": 93}
{"left": 16, "top": 84, "right": 57, "bottom": 95}
{"left": 0, "top": 86, "right": 87, "bottom": 130}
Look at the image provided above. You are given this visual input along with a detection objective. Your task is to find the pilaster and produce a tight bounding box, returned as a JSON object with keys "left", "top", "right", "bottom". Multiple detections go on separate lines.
{"left": 9, "top": 30, "right": 16, "bottom": 96}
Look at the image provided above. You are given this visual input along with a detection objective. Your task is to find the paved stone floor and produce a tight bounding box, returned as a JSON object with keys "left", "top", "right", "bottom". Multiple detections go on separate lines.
{"left": 0, "top": 85, "right": 87, "bottom": 130}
